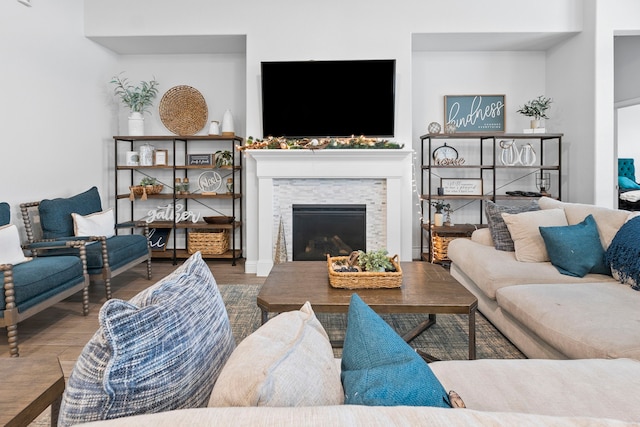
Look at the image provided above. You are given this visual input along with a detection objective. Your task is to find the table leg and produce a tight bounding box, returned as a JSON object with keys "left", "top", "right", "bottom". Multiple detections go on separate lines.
{"left": 51, "top": 394, "right": 62, "bottom": 427}
{"left": 469, "top": 308, "right": 476, "bottom": 360}
{"left": 401, "top": 313, "right": 436, "bottom": 343}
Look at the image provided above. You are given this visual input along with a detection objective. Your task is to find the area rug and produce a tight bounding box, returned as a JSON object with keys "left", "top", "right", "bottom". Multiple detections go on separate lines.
{"left": 218, "top": 284, "right": 525, "bottom": 361}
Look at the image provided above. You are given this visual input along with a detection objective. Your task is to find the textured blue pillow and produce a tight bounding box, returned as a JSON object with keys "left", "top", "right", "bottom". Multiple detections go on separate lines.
{"left": 38, "top": 186, "right": 102, "bottom": 239}
{"left": 341, "top": 294, "right": 450, "bottom": 408}
{"left": 619, "top": 176, "right": 640, "bottom": 190}
{"left": 59, "top": 252, "right": 236, "bottom": 425}
{"left": 605, "top": 216, "right": 640, "bottom": 290}
{"left": 539, "top": 214, "right": 609, "bottom": 277}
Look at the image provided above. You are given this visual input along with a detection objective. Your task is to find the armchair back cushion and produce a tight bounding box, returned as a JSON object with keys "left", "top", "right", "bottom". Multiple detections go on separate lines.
{"left": 618, "top": 158, "right": 636, "bottom": 181}
{"left": 0, "top": 202, "right": 9, "bottom": 226}
{"left": 38, "top": 187, "right": 102, "bottom": 239}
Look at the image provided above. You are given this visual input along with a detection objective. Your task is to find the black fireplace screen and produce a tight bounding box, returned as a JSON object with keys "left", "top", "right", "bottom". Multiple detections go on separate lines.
{"left": 292, "top": 204, "right": 366, "bottom": 261}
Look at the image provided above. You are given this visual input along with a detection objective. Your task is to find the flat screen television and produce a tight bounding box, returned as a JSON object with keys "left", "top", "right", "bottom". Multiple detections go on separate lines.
{"left": 261, "top": 59, "right": 396, "bottom": 138}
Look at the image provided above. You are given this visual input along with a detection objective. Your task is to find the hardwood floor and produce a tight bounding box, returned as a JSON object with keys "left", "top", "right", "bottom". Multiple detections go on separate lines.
{"left": 0, "top": 258, "right": 265, "bottom": 377}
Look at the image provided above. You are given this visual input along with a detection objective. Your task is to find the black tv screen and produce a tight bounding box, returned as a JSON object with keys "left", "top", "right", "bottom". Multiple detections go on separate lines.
{"left": 261, "top": 59, "right": 396, "bottom": 138}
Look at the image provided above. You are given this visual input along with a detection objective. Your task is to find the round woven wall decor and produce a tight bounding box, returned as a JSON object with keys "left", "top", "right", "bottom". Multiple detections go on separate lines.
{"left": 159, "top": 85, "right": 208, "bottom": 135}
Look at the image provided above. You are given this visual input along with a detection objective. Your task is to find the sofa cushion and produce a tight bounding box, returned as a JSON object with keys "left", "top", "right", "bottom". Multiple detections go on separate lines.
{"left": 605, "top": 216, "right": 640, "bottom": 290}
{"left": 39, "top": 187, "right": 102, "bottom": 239}
{"left": 209, "top": 301, "right": 343, "bottom": 407}
{"left": 0, "top": 224, "right": 31, "bottom": 266}
{"left": 538, "top": 197, "right": 630, "bottom": 249}
{"left": 84, "top": 234, "right": 149, "bottom": 275}
{"left": 496, "top": 282, "right": 640, "bottom": 359}
{"left": 484, "top": 200, "right": 539, "bottom": 251}
{"left": 539, "top": 214, "right": 609, "bottom": 277}
{"left": 502, "top": 208, "right": 567, "bottom": 262}
{"left": 72, "top": 209, "right": 115, "bottom": 238}
{"left": 431, "top": 358, "right": 640, "bottom": 422}
{"left": 447, "top": 238, "right": 615, "bottom": 301}
{"left": 1, "top": 255, "right": 84, "bottom": 313}
{"left": 59, "top": 252, "right": 235, "bottom": 426}
{"left": 341, "top": 294, "right": 450, "bottom": 408}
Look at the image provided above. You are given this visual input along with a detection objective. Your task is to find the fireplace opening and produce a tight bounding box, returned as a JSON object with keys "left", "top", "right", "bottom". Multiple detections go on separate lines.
{"left": 292, "top": 204, "right": 366, "bottom": 261}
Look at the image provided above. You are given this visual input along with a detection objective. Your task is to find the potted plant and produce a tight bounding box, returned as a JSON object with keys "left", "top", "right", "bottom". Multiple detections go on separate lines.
{"left": 215, "top": 150, "right": 234, "bottom": 168}
{"left": 430, "top": 200, "right": 450, "bottom": 227}
{"left": 110, "top": 73, "right": 159, "bottom": 136}
{"left": 357, "top": 249, "right": 395, "bottom": 272}
{"left": 516, "top": 95, "right": 553, "bottom": 129}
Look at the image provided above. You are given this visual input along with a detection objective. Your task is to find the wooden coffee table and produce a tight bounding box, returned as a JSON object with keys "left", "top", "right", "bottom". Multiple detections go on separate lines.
{"left": 257, "top": 261, "right": 477, "bottom": 359}
{"left": 0, "top": 357, "right": 65, "bottom": 427}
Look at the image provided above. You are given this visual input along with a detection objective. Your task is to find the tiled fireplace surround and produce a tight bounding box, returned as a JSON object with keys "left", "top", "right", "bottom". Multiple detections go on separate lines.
{"left": 244, "top": 149, "right": 414, "bottom": 276}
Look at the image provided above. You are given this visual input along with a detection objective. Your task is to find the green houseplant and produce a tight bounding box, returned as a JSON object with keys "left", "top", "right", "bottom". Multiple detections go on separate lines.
{"left": 215, "top": 150, "right": 234, "bottom": 168}
{"left": 110, "top": 73, "right": 159, "bottom": 136}
{"left": 516, "top": 95, "right": 553, "bottom": 129}
{"left": 357, "top": 249, "right": 395, "bottom": 272}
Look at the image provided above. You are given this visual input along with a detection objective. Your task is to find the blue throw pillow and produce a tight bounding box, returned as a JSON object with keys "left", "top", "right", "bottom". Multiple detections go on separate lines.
{"left": 58, "top": 252, "right": 236, "bottom": 425}
{"left": 39, "top": 187, "right": 103, "bottom": 239}
{"left": 605, "top": 216, "right": 640, "bottom": 291}
{"left": 539, "top": 214, "right": 609, "bottom": 277}
{"left": 0, "top": 202, "right": 10, "bottom": 226}
{"left": 618, "top": 176, "right": 640, "bottom": 190}
{"left": 341, "top": 294, "right": 451, "bottom": 408}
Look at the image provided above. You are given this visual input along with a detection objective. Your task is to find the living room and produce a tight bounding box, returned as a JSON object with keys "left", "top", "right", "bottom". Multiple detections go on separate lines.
{"left": 2, "top": 0, "right": 640, "bottom": 272}
{"left": 4, "top": 1, "right": 640, "bottom": 425}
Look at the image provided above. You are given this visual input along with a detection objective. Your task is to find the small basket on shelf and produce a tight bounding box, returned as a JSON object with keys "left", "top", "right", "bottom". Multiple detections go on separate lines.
{"left": 129, "top": 184, "right": 164, "bottom": 200}
{"left": 327, "top": 254, "right": 402, "bottom": 289}
{"left": 188, "top": 229, "right": 229, "bottom": 255}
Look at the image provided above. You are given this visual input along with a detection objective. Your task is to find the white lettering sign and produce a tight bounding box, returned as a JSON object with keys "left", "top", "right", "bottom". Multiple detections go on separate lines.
{"left": 145, "top": 204, "right": 201, "bottom": 223}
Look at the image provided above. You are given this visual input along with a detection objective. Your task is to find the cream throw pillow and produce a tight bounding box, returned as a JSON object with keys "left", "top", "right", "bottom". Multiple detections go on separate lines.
{"left": 502, "top": 208, "right": 568, "bottom": 262}
{"left": 0, "top": 224, "right": 31, "bottom": 265}
{"left": 208, "top": 301, "right": 344, "bottom": 407}
{"left": 72, "top": 209, "right": 115, "bottom": 238}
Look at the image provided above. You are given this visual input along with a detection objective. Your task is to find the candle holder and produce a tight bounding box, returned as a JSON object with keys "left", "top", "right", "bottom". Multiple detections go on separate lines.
{"left": 536, "top": 172, "right": 551, "bottom": 196}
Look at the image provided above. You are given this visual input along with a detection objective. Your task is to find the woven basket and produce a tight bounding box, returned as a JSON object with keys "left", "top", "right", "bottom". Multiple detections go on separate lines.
{"left": 188, "top": 229, "right": 229, "bottom": 255}
{"left": 430, "top": 234, "right": 472, "bottom": 263}
{"left": 327, "top": 254, "right": 402, "bottom": 289}
{"left": 129, "top": 185, "right": 164, "bottom": 200}
{"left": 159, "top": 85, "right": 208, "bottom": 136}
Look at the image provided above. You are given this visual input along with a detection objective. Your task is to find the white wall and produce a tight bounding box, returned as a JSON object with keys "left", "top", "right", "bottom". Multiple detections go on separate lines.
{"left": 0, "top": 0, "right": 116, "bottom": 225}
{"left": 618, "top": 104, "right": 640, "bottom": 161}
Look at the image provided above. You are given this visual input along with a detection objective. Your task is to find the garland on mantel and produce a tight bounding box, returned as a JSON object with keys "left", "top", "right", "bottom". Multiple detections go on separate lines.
{"left": 236, "top": 135, "right": 404, "bottom": 151}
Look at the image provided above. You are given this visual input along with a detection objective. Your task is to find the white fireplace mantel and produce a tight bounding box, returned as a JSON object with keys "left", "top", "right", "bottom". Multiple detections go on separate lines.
{"left": 243, "top": 149, "right": 414, "bottom": 276}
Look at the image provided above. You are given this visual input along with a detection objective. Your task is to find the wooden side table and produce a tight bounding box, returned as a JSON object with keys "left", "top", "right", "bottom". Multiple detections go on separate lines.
{"left": 0, "top": 357, "right": 65, "bottom": 427}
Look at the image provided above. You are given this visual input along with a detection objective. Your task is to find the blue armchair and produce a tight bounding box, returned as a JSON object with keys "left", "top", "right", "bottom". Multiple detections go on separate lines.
{"left": 20, "top": 187, "right": 152, "bottom": 299}
{"left": 1, "top": 202, "right": 90, "bottom": 357}
{"left": 618, "top": 158, "right": 640, "bottom": 211}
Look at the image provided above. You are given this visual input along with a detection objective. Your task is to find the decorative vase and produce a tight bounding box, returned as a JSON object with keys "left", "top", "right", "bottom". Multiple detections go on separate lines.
{"left": 530, "top": 119, "right": 540, "bottom": 129}
{"left": 128, "top": 112, "right": 145, "bottom": 136}
{"left": 221, "top": 109, "right": 235, "bottom": 136}
{"left": 208, "top": 121, "right": 220, "bottom": 135}
{"left": 434, "top": 213, "right": 444, "bottom": 227}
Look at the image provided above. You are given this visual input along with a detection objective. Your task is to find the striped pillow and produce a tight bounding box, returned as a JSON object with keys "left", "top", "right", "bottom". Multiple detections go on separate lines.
{"left": 59, "top": 252, "right": 235, "bottom": 426}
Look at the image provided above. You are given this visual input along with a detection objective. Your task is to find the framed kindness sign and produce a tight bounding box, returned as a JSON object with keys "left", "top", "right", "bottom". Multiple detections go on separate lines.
{"left": 444, "top": 95, "right": 505, "bottom": 133}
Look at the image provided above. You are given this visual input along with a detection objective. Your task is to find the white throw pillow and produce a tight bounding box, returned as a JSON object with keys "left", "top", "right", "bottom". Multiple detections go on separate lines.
{"left": 208, "top": 301, "right": 344, "bottom": 407}
{"left": 0, "top": 224, "right": 31, "bottom": 265}
{"left": 502, "top": 208, "right": 568, "bottom": 262}
{"left": 72, "top": 209, "right": 115, "bottom": 238}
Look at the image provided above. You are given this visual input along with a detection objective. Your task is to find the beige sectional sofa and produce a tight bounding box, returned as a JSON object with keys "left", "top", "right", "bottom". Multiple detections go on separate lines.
{"left": 448, "top": 197, "right": 640, "bottom": 360}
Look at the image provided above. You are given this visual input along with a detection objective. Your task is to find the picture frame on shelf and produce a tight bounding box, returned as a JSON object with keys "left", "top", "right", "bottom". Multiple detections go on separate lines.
{"left": 444, "top": 95, "right": 506, "bottom": 133}
{"left": 440, "top": 178, "right": 483, "bottom": 196}
{"left": 154, "top": 149, "right": 169, "bottom": 166}
{"left": 188, "top": 154, "right": 213, "bottom": 166}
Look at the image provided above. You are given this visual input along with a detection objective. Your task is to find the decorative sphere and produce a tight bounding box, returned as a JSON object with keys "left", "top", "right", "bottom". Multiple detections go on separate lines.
{"left": 444, "top": 122, "right": 457, "bottom": 134}
{"left": 428, "top": 122, "right": 441, "bottom": 134}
